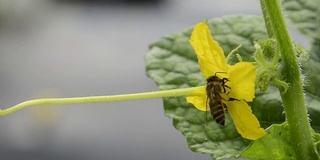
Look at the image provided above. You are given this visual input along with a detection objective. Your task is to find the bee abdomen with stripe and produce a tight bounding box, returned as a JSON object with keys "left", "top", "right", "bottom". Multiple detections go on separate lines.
{"left": 208, "top": 97, "right": 227, "bottom": 125}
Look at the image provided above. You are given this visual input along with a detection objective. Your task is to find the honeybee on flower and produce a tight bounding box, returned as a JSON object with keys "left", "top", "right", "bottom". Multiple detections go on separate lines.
{"left": 186, "top": 22, "right": 266, "bottom": 140}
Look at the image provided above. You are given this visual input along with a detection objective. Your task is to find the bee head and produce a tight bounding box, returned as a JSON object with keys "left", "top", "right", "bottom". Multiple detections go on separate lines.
{"left": 206, "top": 75, "right": 221, "bottom": 83}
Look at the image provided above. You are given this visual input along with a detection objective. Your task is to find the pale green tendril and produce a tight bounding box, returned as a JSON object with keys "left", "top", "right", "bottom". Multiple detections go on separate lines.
{"left": 0, "top": 87, "right": 201, "bottom": 116}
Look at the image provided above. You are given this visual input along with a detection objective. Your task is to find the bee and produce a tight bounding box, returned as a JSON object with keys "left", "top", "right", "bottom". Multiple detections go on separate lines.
{"left": 206, "top": 72, "right": 237, "bottom": 126}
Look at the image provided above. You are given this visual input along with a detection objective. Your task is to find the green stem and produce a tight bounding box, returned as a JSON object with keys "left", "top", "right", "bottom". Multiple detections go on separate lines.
{"left": 0, "top": 87, "right": 200, "bottom": 116}
{"left": 263, "top": 0, "right": 319, "bottom": 159}
{"left": 271, "top": 41, "right": 281, "bottom": 67}
{"left": 259, "top": 0, "right": 274, "bottom": 38}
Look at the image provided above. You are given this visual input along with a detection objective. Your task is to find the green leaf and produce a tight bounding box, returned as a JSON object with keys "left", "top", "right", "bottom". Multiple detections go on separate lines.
{"left": 283, "top": 0, "right": 320, "bottom": 38}
{"left": 250, "top": 89, "right": 285, "bottom": 128}
{"left": 242, "top": 123, "right": 320, "bottom": 159}
{"left": 145, "top": 15, "right": 320, "bottom": 159}
{"left": 146, "top": 16, "right": 266, "bottom": 159}
{"left": 241, "top": 123, "right": 296, "bottom": 159}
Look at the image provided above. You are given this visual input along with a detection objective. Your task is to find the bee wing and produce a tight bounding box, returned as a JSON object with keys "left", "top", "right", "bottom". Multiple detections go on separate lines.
{"left": 218, "top": 92, "right": 229, "bottom": 101}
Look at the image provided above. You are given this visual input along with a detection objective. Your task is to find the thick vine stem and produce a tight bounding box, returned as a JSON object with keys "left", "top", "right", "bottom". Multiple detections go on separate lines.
{"left": 262, "top": 0, "right": 319, "bottom": 159}
{"left": 0, "top": 87, "right": 200, "bottom": 116}
{"left": 259, "top": 0, "right": 274, "bottom": 38}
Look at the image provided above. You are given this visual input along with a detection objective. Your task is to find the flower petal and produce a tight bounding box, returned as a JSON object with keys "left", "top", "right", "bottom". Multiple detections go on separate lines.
{"left": 227, "top": 100, "right": 266, "bottom": 140}
{"left": 186, "top": 86, "right": 207, "bottom": 111}
{"left": 228, "top": 62, "right": 256, "bottom": 101}
{"left": 189, "top": 22, "right": 228, "bottom": 78}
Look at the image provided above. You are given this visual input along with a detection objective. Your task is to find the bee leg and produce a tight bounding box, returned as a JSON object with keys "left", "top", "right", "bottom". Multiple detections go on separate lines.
{"left": 221, "top": 78, "right": 229, "bottom": 85}
{"left": 223, "top": 103, "right": 229, "bottom": 112}
{"left": 222, "top": 85, "right": 231, "bottom": 93}
{"left": 228, "top": 97, "right": 240, "bottom": 101}
{"left": 221, "top": 78, "right": 231, "bottom": 93}
{"left": 205, "top": 98, "right": 209, "bottom": 125}
{"left": 225, "top": 91, "right": 240, "bottom": 101}
{"left": 222, "top": 103, "right": 227, "bottom": 109}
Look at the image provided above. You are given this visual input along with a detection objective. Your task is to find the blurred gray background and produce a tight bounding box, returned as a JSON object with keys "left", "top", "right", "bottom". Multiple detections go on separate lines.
{"left": 0, "top": 0, "right": 272, "bottom": 159}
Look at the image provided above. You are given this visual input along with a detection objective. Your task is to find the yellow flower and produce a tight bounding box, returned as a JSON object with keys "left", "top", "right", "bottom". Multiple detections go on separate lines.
{"left": 186, "top": 22, "right": 266, "bottom": 140}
